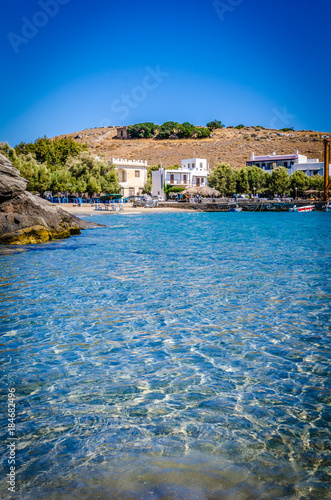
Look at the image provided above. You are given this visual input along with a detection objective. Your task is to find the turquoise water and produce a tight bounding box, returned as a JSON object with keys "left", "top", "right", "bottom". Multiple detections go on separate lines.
{"left": 0, "top": 212, "right": 330, "bottom": 500}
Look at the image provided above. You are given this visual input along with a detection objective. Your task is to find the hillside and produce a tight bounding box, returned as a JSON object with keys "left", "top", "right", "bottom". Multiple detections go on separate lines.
{"left": 55, "top": 126, "right": 330, "bottom": 168}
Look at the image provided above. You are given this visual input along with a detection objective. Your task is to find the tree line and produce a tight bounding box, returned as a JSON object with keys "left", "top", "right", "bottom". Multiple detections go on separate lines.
{"left": 1, "top": 137, "right": 120, "bottom": 196}
{"left": 127, "top": 122, "right": 213, "bottom": 139}
{"left": 208, "top": 164, "right": 324, "bottom": 197}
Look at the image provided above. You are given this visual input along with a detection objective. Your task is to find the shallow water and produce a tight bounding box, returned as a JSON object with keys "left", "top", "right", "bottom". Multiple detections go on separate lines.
{"left": 0, "top": 212, "right": 330, "bottom": 499}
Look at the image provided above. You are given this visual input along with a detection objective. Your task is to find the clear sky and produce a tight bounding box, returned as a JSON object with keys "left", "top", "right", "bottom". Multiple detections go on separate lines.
{"left": 1, "top": 0, "right": 330, "bottom": 146}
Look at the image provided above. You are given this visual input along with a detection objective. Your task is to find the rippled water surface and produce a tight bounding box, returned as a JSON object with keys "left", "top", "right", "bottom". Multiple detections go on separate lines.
{"left": 1, "top": 212, "right": 330, "bottom": 499}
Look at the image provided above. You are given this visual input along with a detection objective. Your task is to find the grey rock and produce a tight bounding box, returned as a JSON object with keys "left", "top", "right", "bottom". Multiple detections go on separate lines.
{"left": 0, "top": 154, "right": 102, "bottom": 245}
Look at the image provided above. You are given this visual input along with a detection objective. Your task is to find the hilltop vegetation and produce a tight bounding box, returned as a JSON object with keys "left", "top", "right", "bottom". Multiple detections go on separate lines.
{"left": 127, "top": 121, "right": 212, "bottom": 140}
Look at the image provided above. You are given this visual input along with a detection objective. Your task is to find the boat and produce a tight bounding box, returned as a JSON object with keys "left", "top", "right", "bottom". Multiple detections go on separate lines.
{"left": 229, "top": 207, "right": 242, "bottom": 212}
{"left": 289, "top": 205, "right": 314, "bottom": 212}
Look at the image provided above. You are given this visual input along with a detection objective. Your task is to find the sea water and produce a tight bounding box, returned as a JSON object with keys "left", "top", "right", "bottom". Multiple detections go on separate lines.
{"left": 0, "top": 212, "right": 330, "bottom": 500}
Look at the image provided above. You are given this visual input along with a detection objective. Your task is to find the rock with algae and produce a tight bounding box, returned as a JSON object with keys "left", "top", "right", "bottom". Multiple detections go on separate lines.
{"left": 0, "top": 153, "right": 101, "bottom": 245}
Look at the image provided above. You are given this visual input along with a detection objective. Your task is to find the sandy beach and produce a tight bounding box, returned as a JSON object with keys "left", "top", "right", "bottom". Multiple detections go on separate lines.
{"left": 61, "top": 204, "right": 191, "bottom": 216}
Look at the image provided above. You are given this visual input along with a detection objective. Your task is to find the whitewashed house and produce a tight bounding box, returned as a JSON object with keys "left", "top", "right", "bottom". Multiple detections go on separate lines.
{"left": 109, "top": 158, "right": 148, "bottom": 197}
{"left": 247, "top": 151, "right": 330, "bottom": 177}
{"left": 152, "top": 158, "right": 209, "bottom": 197}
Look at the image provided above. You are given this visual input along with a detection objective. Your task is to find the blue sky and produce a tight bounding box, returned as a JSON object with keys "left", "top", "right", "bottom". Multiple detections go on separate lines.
{"left": 1, "top": 0, "right": 330, "bottom": 146}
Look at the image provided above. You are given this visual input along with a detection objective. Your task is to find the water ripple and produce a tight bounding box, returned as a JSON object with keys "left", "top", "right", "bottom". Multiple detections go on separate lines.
{"left": 0, "top": 212, "right": 330, "bottom": 499}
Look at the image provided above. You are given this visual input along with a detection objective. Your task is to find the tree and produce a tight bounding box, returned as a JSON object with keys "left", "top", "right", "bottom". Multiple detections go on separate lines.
{"left": 246, "top": 165, "right": 266, "bottom": 194}
{"left": 164, "top": 184, "right": 185, "bottom": 197}
{"left": 237, "top": 168, "right": 249, "bottom": 194}
{"left": 127, "top": 123, "right": 159, "bottom": 139}
{"left": 14, "top": 136, "right": 88, "bottom": 170}
{"left": 65, "top": 152, "right": 120, "bottom": 196}
{"left": 195, "top": 127, "right": 211, "bottom": 138}
{"left": 157, "top": 122, "right": 180, "bottom": 139}
{"left": 177, "top": 122, "right": 195, "bottom": 138}
{"left": 269, "top": 167, "right": 290, "bottom": 195}
{"left": 2, "top": 147, "right": 51, "bottom": 194}
{"left": 206, "top": 120, "right": 225, "bottom": 131}
{"left": 30, "top": 164, "right": 51, "bottom": 194}
{"left": 101, "top": 166, "right": 121, "bottom": 194}
{"left": 208, "top": 163, "right": 237, "bottom": 196}
{"left": 49, "top": 170, "right": 74, "bottom": 194}
{"left": 289, "top": 170, "right": 309, "bottom": 197}
{"left": 308, "top": 175, "right": 324, "bottom": 192}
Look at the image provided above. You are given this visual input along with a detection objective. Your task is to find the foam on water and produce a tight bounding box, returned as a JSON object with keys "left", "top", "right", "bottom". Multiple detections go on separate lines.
{"left": 0, "top": 212, "right": 330, "bottom": 499}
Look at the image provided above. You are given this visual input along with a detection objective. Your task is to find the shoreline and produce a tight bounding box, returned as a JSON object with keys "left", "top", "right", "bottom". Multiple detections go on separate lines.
{"left": 61, "top": 204, "right": 192, "bottom": 216}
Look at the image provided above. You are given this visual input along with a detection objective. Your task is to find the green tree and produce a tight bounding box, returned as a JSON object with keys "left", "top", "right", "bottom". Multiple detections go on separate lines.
{"left": 208, "top": 163, "right": 237, "bottom": 196}
{"left": 246, "top": 165, "right": 266, "bottom": 194}
{"left": 195, "top": 127, "right": 211, "bottom": 138}
{"left": 308, "top": 175, "right": 324, "bottom": 192}
{"left": 3, "top": 147, "right": 51, "bottom": 194}
{"left": 237, "top": 168, "right": 249, "bottom": 194}
{"left": 127, "top": 123, "right": 159, "bottom": 139}
{"left": 177, "top": 122, "right": 195, "bottom": 138}
{"left": 206, "top": 120, "right": 225, "bottom": 131}
{"left": 14, "top": 136, "right": 88, "bottom": 169}
{"left": 49, "top": 170, "right": 74, "bottom": 194}
{"left": 289, "top": 170, "right": 309, "bottom": 197}
{"left": 101, "top": 166, "right": 121, "bottom": 194}
{"left": 157, "top": 122, "right": 180, "bottom": 139}
{"left": 30, "top": 164, "right": 51, "bottom": 194}
{"left": 65, "top": 152, "right": 120, "bottom": 196}
{"left": 269, "top": 167, "right": 290, "bottom": 195}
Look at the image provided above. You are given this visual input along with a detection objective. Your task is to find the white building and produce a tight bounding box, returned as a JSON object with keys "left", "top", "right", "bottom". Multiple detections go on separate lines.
{"left": 152, "top": 158, "right": 209, "bottom": 197}
{"left": 247, "top": 150, "right": 330, "bottom": 177}
{"left": 109, "top": 158, "right": 148, "bottom": 197}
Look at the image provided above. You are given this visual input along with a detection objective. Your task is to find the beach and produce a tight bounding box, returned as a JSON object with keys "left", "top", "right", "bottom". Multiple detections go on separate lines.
{"left": 62, "top": 203, "right": 191, "bottom": 216}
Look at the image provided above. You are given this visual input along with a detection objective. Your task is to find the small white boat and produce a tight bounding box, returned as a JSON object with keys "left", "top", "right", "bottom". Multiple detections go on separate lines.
{"left": 289, "top": 205, "right": 314, "bottom": 213}
{"left": 229, "top": 207, "right": 242, "bottom": 212}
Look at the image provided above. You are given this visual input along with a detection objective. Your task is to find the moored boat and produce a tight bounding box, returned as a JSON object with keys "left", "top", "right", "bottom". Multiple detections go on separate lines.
{"left": 289, "top": 205, "right": 314, "bottom": 212}
{"left": 229, "top": 207, "right": 242, "bottom": 212}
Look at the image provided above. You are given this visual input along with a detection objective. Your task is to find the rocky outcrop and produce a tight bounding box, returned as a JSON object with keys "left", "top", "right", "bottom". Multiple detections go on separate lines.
{"left": 0, "top": 154, "right": 101, "bottom": 245}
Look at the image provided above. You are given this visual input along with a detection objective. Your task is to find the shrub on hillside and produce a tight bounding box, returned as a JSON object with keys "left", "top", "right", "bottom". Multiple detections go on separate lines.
{"left": 206, "top": 120, "right": 225, "bottom": 131}
{"left": 127, "top": 123, "right": 159, "bottom": 139}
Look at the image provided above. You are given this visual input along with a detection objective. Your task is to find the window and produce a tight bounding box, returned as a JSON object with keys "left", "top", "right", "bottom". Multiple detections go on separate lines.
{"left": 284, "top": 162, "right": 288, "bottom": 168}
{"left": 183, "top": 174, "right": 187, "bottom": 183}
{"left": 121, "top": 171, "right": 127, "bottom": 182}
{"left": 170, "top": 174, "right": 174, "bottom": 184}
{"left": 188, "top": 163, "right": 190, "bottom": 168}
{"left": 192, "top": 163, "right": 195, "bottom": 168}
{"left": 200, "top": 162, "right": 203, "bottom": 168}
{"left": 135, "top": 170, "right": 140, "bottom": 178}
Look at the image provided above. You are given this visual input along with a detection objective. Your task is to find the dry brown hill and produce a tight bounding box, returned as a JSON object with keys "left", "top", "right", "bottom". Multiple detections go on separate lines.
{"left": 56, "top": 126, "right": 330, "bottom": 168}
